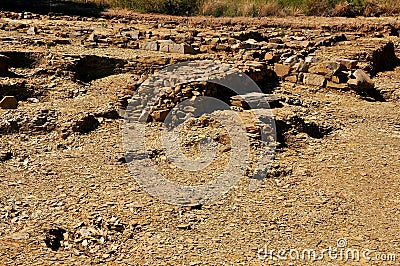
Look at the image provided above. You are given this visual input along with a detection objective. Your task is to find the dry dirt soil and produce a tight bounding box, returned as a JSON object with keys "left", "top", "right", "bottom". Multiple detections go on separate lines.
{"left": 0, "top": 10, "right": 400, "bottom": 266}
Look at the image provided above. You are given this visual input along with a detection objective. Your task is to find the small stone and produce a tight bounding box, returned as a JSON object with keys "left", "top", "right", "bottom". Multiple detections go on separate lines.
{"left": 264, "top": 52, "right": 279, "bottom": 63}
{"left": 151, "top": 109, "right": 169, "bottom": 122}
{"left": 27, "top": 26, "right": 37, "bottom": 35}
{"left": 347, "top": 79, "right": 358, "bottom": 87}
{"left": 274, "top": 63, "right": 292, "bottom": 78}
{"left": 0, "top": 96, "right": 18, "bottom": 109}
{"left": 303, "top": 73, "right": 326, "bottom": 87}
{"left": 269, "top": 37, "right": 283, "bottom": 44}
{"left": 305, "top": 56, "right": 318, "bottom": 64}
{"left": 7, "top": 232, "right": 29, "bottom": 240}
{"left": 126, "top": 32, "right": 140, "bottom": 40}
{"left": 267, "top": 43, "right": 285, "bottom": 49}
{"left": 177, "top": 223, "right": 191, "bottom": 230}
{"left": 331, "top": 71, "right": 349, "bottom": 83}
{"left": 309, "top": 62, "right": 342, "bottom": 77}
{"left": 199, "top": 45, "right": 214, "bottom": 53}
{"left": 337, "top": 58, "right": 358, "bottom": 70}
{"left": 173, "top": 43, "right": 196, "bottom": 54}
{"left": 285, "top": 75, "right": 298, "bottom": 83}
{"left": 284, "top": 55, "right": 299, "bottom": 66}
{"left": 88, "top": 32, "right": 98, "bottom": 42}
{"left": 299, "top": 40, "right": 312, "bottom": 48}
{"left": 348, "top": 69, "right": 374, "bottom": 91}
{"left": 27, "top": 98, "right": 39, "bottom": 103}
{"left": 296, "top": 60, "right": 309, "bottom": 72}
{"left": 242, "top": 39, "right": 261, "bottom": 49}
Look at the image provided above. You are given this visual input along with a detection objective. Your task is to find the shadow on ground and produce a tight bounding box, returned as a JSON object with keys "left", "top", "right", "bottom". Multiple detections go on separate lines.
{"left": 0, "top": 0, "right": 105, "bottom": 17}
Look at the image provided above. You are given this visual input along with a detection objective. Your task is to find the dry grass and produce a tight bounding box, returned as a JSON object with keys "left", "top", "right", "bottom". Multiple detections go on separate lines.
{"left": 258, "top": 2, "right": 285, "bottom": 16}
{"left": 201, "top": 0, "right": 227, "bottom": 17}
{"left": 74, "top": 0, "right": 400, "bottom": 16}
{"left": 363, "top": 0, "right": 400, "bottom": 16}
{"left": 200, "top": 0, "right": 300, "bottom": 17}
{"left": 77, "top": 0, "right": 111, "bottom": 6}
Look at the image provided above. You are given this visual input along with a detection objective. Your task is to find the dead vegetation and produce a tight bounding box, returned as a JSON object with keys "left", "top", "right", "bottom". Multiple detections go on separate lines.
{"left": 75, "top": 0, "right": 400, "bottom": 17}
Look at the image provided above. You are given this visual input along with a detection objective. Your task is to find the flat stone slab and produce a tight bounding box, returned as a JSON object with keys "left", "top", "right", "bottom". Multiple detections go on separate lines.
{"left": 0, "top": 96, "right": 18, "bottom": 109}
{"left": 230, "top": 92, "right": 282, "bottom": 109}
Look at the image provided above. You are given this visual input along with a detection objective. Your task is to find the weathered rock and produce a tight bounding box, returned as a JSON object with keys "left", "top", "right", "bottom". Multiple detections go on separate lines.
{"left": 285, "top": 75, "right": 298, "bottom": 83}
{"left": 303, "top": 73, "right": 326, "bottom": 87}
{"left": 233, "top": 39, "right": 261, "bottom": 50}
{"left": 348, "top": 69, "right": 374, "bottom": 91}
{"left": 145, "top": 40, "right": 196, "bottom": 54}
{"left": 0, "top": 96, "right": 18, "bottom": 109}
{"left": 175, "top": 43, "right": 197, "bottom": 54}
{"left": 27, "top": 26, "right": 37, "bottom": 35}
{"left": 296, "top": 60, "right": 309, "bottom": 73}
{"left": 309, "top": 62, "right": 343, "bottom": 77}
{"left": 142, "top": 41, "right": 159, "bottom": 51}
{"left": 337, "top": 58, "right": 358, "bottom": 70}
{"left": 269, "top": 37, "right": 283, "bottom": 44}
{"left": 199, "top": 45, "right": 214, "bottom": 53}
{"left": 347, "top": 79, "right": 359, "bottom": 88}
{"left": 158, "top": 40, "right": 176, "bottom": 52}
{"left": 326, "top": 81, "right": 349, "bottom": 90}
{"left": 264, "top": 52, "right": 280, "bottom": 63}
{"left": 125, "top": 32, "right": 141, "bottom": 40}
{"left": 151, "top": 109, "right": 169, "bottom": 122}
{"left": 284, "top": 55, "right": 300, "bottom": 66}
{"left": 274, "top": 63, "right": 291, "bottom": 78}
{"left": 267, "top": 43, "right": 285, "bottom": 49}
{"left": 305, "top": 56, "right": 318, "bottom": 64}
{"left": 230, "top": 92, "right": 282, "bottom": 109}
{"left": 88, "top": 32, "right": 98, "bottom": 42}
{"left": 331, "top": 72, "right": 349, "bottom": 83}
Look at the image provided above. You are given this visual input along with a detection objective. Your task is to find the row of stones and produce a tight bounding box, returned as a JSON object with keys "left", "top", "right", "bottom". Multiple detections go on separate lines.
{"left": 272, "top": 40, "right": 398, "bottom": 92}
{"left": 274, "top": 57, "right": 374, "bottom": 91}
